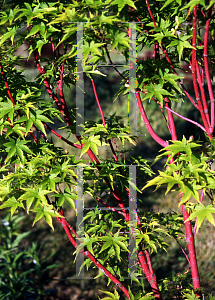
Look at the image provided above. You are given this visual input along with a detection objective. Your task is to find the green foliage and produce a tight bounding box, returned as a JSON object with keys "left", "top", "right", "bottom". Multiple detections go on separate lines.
{"left": 143, "top": 136, "right": 215, "bottom": 231}
{"left": 0, "top": 0, "right": 215, "bottom": 299}
{"left": 0, "top": 213, "right": 58, "bottom": 299}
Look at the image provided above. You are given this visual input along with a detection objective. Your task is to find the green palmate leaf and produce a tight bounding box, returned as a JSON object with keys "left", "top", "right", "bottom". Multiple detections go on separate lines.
{"left": 112, "top": 31, "right": 130, "bottom": 49}
{"left": 4, "top": 139, "right": 34, "bottom": 162}
{"left": 98, "top": 12, "right": 120, "bottom": 24}
{"left": 74, "top": 232, "right": 97, "bottom": 258}
{"left": 25, "top": 25, "right": 41, "bottom": 39}
{"left": 99, "top": 240, "right": 112, "bottom": 254}
{"left": 19, "top": 187, "right": 52, "bottom": 207}
{"left": 0, "top": 13, "right": 8, "bottom": 25}
{"left": 206, "top": 0, "right": 215, "bottom": 9}
{"left": 33, "top": 119, "right": 47, "bottom": 136}
{"left": 99, "top": 289, "right": 120, "bottom": 300}
{"left": 5, "top": 124, "right": 26, "bottom": 139}
{"left": 80, "top": 142, "right": 90, "bottom": 157}
{"left": 37, "top": 39, "right": 46, "bottom": 55}
{"left": 161, "top": 0, "right": 176, "bottom": 10}
{"left": 80, "top": 135, "right": 102, "bottom": 157}
{"left": 0, "top": 26, "right": 16, "bottom": 46}
{"left": 111, "top": 0, "right": 137, "bottom": 11}
{"left": 183, "top": 290, "right": 200, "bottom": 300}
{"left": 56, "top": 192, "right": 76, "bottom": 210}
{"left": 187, "top": 203, "right": 215, "bottom": 233}
{"left": 0, "top": 183, "right": 10, "bottom": 200}
{"left": 0, "top": 197, "right": 25, "bottom": 217}
{"left": 163, "top": 73, "right": 183, "bottom": 93}
{"left": 179, "top": 182, "right": 200, "bottom": 205}
{"left": 26, "top": 196, "right": 34, "bottom": 213}
{"left": 33, "top": 210, "right": 44, "bottom": 227}
{"left": 181, "top": 0, "right": 205, "bottom": 13}
{"left": 143, "top": 83, "right": 173, "bottom": 107}
{"left": 84, "top": 41, "right": 105, "bottom": 63}
{"left": 43, "top": 212, "right": 54, "bottom": 230}
{"left": 113, "top": 242, "right": 121, "bottom": 261}
{"left": 32, "top": 204, "right": 63, "bottom": 230}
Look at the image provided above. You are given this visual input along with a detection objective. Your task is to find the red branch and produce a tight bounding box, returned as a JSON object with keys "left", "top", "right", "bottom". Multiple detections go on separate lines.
{"left": 136, "top": 91, "right": 169, "bottom": 147}
{"left": 204, "top": 17, "right": 215, "bottom": 134}
{"left": 164, "top": 99, "right": 177, "bottom": 140}
{"left": 138, "top": 250, "right": 161, "bottom": 299}
{"left": 30, "top": 47, "right": 133, "bottom": 295}
{"left": 0, "top": 59, "right": 38, "bottom": 143}
{"left": 181, "top": 204, "right": 201, "bottom": 293}
{"left": 44, "top": 123, "right": 82, "bottom": 149}
{"left": 142, "top": 3, "right": 199, "bottom": 110}
{"left": 0, "top": 62, "right": 15, "bottom": 105}
{"left": 33, "top": 50, "right": 70, "bottom": 125}
{"left": 192, "top": 7, "right": 210, "bottom": 136}
{"left": 93, "top": 78, "right": 162, "bottom": 297}
{"left": 33, "top": 48, "right": 130, "bottom": 221}
{"left": 196, "top": 60, "right": 210, "bottom": 126}
{"left": 58, "top": 60, "right": 71, "bottom": 125}
{"left": 56, "top": 207, "right": 130, "bottom": 299}
{"left": 165, "top": 95, "right": 202, "bottom": 296}
{"left": 91, "top": 78, "right": 119, "bottom": 162}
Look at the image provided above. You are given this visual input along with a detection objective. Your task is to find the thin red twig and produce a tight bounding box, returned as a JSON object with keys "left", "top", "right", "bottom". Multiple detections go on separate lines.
{"left": 164, "top": 106, "right": 206, "bottom": 132}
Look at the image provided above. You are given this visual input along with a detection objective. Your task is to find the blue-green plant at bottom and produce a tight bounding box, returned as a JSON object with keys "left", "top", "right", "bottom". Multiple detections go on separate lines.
{"left": 0, "top": 212, "right": 59, "bottom": 300}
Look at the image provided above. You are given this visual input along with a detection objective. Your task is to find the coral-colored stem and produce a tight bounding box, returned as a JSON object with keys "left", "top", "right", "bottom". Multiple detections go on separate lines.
{"left": 192, "top": 7, "right": 210, "bottom": 136}
{"left": 59, "top": 60, "right": 71, "bottom": 125}
{"left": 204, "top": 18, "right": 215, "bottom": 134}
{"left": 57, "top": 208, "right": 130, "bottom": 299}
{"left": 164, "top": 99, "right": 177, "bottom": 140}
{"left": 162, "top": 93, "right": 201, "bottom": 297}
{"left": 96, "top": 197, "right": 125, "bottom": 215}
{"left": 50, "top": 37, "right": 57, "bottom": 60}
{"left": 33, "top": 50, "right": 70, "bottom": 125}
{"left": 145, "top": 0, "right": 156, "bottom": 27}
{"left": 181, "top": 204, "right": 201, "bottom": 295}
{"left": 144, "top": 249, "right": 156, "bottom": 282}
{"left": 44, "top": 123, "right": 82, "bottom": 149}
{"left": 92, "top": 78, "right": 160, "bottom": 296}
{"left": 138, "top": 250, "right": 162, "bottom": 299}
{"left": 165, "top": 107, "right": 201, "bottom": 296}
{"left": 0, "top": 60, "right": 38, "bottom": 143}
{"left": 144, "top": 2, "right": 199, "bottom": 109}
{"left": 128, "top": 7, "right": 148, "bottom": 33}
{"left": 0, "top": 63, "right": 15, "bottom": 105}
{"left": 91, "top": 79, "right": 106, "bottom": 125}
{"left": 196, "top": 60, "right": 210, "bottom": 126}
{"left": 91, "top": 78, "right": 119, "bottom": 162}
{"left": 136, "top": 91, "right": 168, "bottom": 147}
